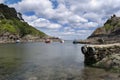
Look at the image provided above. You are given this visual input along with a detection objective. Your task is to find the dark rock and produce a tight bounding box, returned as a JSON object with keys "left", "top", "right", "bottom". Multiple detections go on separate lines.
{"left": 0, "top": 4, "right": 18, "bottom": 20}
{"left": 17, "top": 12, "right": 24, "bottom": 21}
{"left": 81, "top": 43, "right": 120, "bottom": 72}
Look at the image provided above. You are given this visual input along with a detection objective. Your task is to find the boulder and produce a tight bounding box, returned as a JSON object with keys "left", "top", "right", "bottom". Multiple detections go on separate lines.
{"left": 81, "top": 43, "right": 120, "bottom": 72}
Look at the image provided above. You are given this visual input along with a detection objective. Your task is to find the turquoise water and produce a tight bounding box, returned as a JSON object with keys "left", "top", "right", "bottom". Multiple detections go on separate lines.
{"left": 0, "top": 41, "right": 119, "bottom": 80}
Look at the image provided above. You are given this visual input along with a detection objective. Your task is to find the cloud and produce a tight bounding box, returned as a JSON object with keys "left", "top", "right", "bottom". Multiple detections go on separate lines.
{"left": 68, "top": 15, "right": 88, "bottom": 23}
{"left": 10, "top": 0, "right": 54, "bottom": 18}
{"left": 0, "top": 0, "right": 4, "bottom": 3}
{"left": 7, "top": 0, "right": 120, "bottom": 39}
{"left": 10, "top": 0, "right": 88, "bottom": 24}
{"left": 23, "top": 15, "right": 61, "bottom": 29}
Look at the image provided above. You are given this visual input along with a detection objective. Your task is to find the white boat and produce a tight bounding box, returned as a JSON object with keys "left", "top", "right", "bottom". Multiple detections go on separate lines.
{"left": 60, "top": 40, "right": 64, "bottom": 43}
{"left": 45, "top": 39, "right": 52, "bottom": 43}
{"left": 16, "top": 39, "right": 20, "bottom": 43}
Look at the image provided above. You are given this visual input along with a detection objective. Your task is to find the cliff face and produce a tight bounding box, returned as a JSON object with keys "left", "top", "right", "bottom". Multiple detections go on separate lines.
{"left": 81, "top": 43, "right": 120, "bottom": 72}
{"left": 82, "top": 15, "right": 120, "bottom": 72}
{"left": 0, "top": 4, "right": 47, "bottom": 43}
{"left": 88, "top": 15, "right": 120, "bottom": 44}
{"left": 0, "top": 4, "right": 21, "bottom": 20}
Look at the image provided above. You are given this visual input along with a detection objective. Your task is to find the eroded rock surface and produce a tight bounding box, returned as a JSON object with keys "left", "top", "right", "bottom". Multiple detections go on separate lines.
{"left": 81, "top": 43, "right": 120, "bottom": 72}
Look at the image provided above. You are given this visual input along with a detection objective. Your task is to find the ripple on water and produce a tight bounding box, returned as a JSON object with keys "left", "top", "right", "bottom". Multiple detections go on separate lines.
{"left": 0, "top": 42, "right": 119, "bottom": 80}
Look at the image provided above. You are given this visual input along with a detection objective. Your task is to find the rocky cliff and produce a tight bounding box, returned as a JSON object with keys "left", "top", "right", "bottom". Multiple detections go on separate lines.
{"left": 0, "top": 4, "right": 48, "bottom": 43}
{"left": 81, "top": 43, "right": 120, "bottom": 72}
{"left": 81, "top": 15, "right": 120, "bottom": 72}
{"left": 87, "top": 14, "right": 120, "bottom": 44}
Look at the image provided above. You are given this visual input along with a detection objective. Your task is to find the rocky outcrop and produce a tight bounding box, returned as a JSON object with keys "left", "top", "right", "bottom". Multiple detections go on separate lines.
{"left": 0, "top": 4, "right": 23, "bottom": 20}
{"left": 0, "top": 4, "right": 49, "bottom": 43}
{"left": 81, "top": 43, "right": 120, "bottom": 72}
{"left": 0, "top": 32, "right": 19, "bottom": 43}
{"left": 87, "top": 15, "right": 120, "bottom": 44}
{"left": 17, "top": 12, "right": 24, "bottom": 21}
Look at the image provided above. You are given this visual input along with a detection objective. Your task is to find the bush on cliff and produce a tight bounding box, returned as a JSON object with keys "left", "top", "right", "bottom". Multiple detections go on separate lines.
{"left": 0, "top": 3, "right": 47, "bottom": 40}
{"left": 0, "top": 19, "right": 46, "bottom": 38}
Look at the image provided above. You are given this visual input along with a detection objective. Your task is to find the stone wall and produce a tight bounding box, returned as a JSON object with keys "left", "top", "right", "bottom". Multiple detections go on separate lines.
{"left": 81, "top": 43, "right": 120, "bottom": 72}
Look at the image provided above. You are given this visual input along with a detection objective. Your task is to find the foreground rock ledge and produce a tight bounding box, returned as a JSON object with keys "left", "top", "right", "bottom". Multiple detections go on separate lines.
{"left": 81, "top": 43, "right": 120, "bottom": 72}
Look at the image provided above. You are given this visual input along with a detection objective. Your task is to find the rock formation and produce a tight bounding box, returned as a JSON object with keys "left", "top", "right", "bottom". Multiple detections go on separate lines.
{"left": 81, "top": 43, "right": 120, "bottom": 72}
{"left": 87, "top": 14, "right": 120, "bottom": 44}
{"left": 0, "top": 4, "right": 20, "bottom": 20}
{"left": 0, "top": 4, "right": 48, "bottom": 43}
{"left": 81, "top": 14, "right": 120, "bottom": 72}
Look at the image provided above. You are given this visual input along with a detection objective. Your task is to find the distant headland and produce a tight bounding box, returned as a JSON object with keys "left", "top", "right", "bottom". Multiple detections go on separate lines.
{"left": 78, "top": 14, "right": 120, "bottom": 44}
{"left": 81, "top": 14, "right": 120, "bottom": 72}
{"left": 0, "top": 4, "right": 60, "bottom": 43}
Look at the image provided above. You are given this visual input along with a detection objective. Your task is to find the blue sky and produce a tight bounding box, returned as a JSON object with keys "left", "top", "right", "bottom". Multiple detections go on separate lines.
{"left": 1, "top": 0, "right": 120, "bottom": 40}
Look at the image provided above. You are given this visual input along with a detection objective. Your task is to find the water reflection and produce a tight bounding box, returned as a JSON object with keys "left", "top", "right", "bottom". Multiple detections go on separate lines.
{"left": 0, "top": 42, "right": 119, "bottom": 80}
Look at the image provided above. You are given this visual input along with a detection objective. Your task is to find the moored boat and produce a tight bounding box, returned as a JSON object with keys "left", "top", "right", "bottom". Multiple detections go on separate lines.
{"left": 16, "top": 39, "right": 20, "bottom": 43}
{"left": 60, "top": 40, "right": 64, "bottom": 43}
{"left": 45, "top": 39, "right": 52, "bottom": 43}
{"left": 73, "top": 40, "right": 79, "bottom": 44}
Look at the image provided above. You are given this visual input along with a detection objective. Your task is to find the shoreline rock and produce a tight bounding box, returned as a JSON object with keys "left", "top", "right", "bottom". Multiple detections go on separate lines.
{"left": 81, "top": 43, "right": 120, "bottom": 72}
{"left": 0, "top": 34, "right": 62, "bottom": 44}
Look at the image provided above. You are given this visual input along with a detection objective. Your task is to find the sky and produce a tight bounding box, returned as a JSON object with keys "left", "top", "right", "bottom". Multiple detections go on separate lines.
{"left": 1, "top": 0, "right": 120, "bottom": 40}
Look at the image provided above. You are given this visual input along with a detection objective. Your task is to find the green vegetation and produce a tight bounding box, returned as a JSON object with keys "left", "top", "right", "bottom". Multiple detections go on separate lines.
{"left": 116, "top": 22, "right": 120, "bottom": 27}
{"left": 0, "top": 19, "right": 47, "bottom": 38}
{"left": 103, "top": 15, "right": 120, "bottom": 33}
{"left": 0, "top": 3, "right": 47, "bottom": 40}
{"left": 88, "top": 15, "right": 120, "bottom": 39}
{"left": 104, "top": 24, "right": 113, "bottom": 32}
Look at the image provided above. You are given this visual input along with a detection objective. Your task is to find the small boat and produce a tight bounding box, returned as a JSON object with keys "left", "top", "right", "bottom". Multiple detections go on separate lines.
{"left": 60, "top": 40, "right": 64, "bottom": 43}
{"left": 45, "top": 39, "right": 52, "bottom": 43}
{"left": 16, "top": 39, "right": 20, "bottom": 43}
{"left": 73, "top": 40, "right": 79, "bottom": 44}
